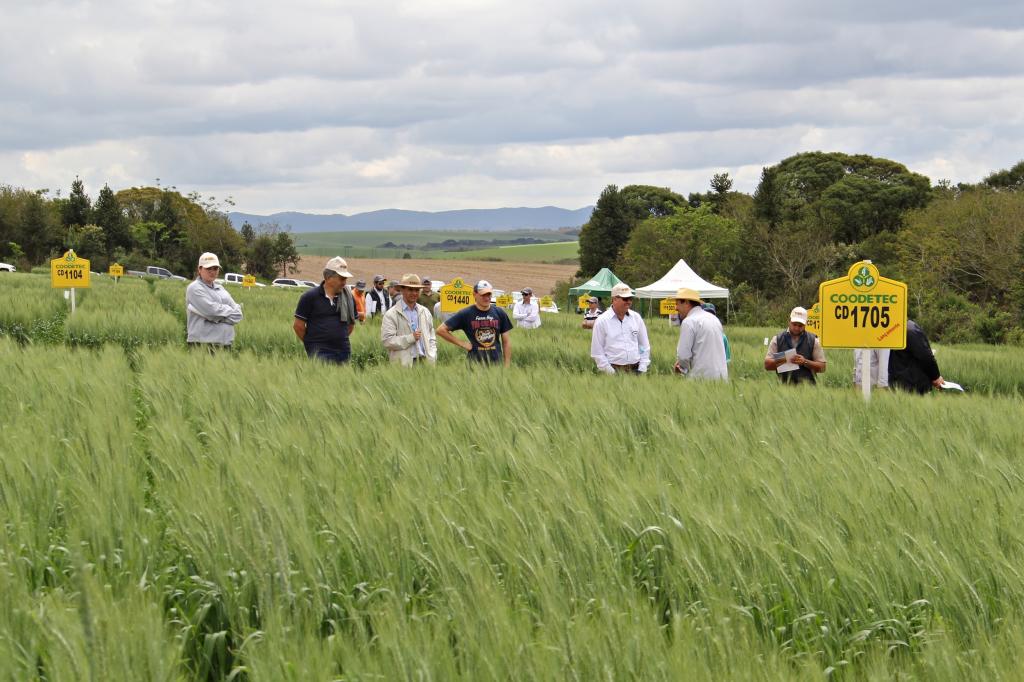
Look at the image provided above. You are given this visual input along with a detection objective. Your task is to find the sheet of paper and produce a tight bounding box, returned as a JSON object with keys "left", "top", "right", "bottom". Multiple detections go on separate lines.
{"left": 939, "top": 380, "right": 964, "bottom": 391}
{"left": 776, "top": 348, "right": 799, "bottom": 373}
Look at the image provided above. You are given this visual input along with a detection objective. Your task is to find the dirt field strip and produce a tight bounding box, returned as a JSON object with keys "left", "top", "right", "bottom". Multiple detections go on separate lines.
{"left": 294, "top": 256, "right": 578, "bottom": 296}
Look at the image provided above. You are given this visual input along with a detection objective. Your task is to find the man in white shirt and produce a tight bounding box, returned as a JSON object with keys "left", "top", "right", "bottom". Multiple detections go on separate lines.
{"left": 590, "top": 283, "right": 650, "bottom": 374}
{"left": 673, "top": 288, "right": 728, "bottom": 380}
{"left": 512, "top": 287, "right": 542, "bottom": 329}
{"left": 365, "top": 274, "right": 392, "bottom": 317}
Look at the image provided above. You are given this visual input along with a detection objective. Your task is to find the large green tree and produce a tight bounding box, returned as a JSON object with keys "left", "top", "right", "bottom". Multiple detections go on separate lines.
{"left": 62, "top": 177, "right": 92, "bottom": 230}
{"left": 577, "top": 184, "right": 686, "bottom": 276}
{"left": 93, "top": 184, "right": 129, "bottom": 255}
{"left": 983, "top": 159, "right": 1024, "bottom": 191}
{"left": 754, "top": 152, "right": 931, "bottom": 243}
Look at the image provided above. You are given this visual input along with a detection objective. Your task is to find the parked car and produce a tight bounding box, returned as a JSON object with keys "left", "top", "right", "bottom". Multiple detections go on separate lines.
{"left": 223, "top": 272, "right": 265, "bottom": 287}
{"left": 0, "top": 262, "right": 16, "bottom": 272}
{"left": 300, "top": 280, "right": 317, "bottom": 287}
{"left": 145, "top": 265, "right": 181, "bottom": 279}
{"left": 272, "top": 278, "right": 313, "bottom": 288}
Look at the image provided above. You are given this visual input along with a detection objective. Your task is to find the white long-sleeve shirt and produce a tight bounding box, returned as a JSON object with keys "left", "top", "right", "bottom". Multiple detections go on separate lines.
{"left": 676, "top": 306, "right": 728, "bottom": 380}
{"left": 512, "top": 300, "right": 541, "bottom": 328}
{"left": 185, "top": 278, "right": 243, "bottom": 345}
{"left": 590, "top": 309, "right": 650, "bottom": 374}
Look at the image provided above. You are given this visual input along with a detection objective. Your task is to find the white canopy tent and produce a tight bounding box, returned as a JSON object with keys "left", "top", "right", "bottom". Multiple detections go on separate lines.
{"left": 634, "top": 259, "right": 730, "bottom": 318}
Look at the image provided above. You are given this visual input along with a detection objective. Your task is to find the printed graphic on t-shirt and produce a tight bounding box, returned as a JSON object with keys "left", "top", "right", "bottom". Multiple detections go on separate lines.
{"left": 474, "top": 325, "right": 497, "bottom": 348}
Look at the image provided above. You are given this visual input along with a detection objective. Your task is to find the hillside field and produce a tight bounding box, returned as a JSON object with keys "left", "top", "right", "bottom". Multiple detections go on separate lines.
{"left": 293, "top": 229, "right": 577, "bottom": 263}
{"left": 2, "top": 271, "right": 1023, "bottom": 680}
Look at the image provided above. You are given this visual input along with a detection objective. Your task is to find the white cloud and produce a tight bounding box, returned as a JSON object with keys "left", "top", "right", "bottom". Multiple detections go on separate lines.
{"left": 1, "top": 0, "right": 1023, "bottom": 213}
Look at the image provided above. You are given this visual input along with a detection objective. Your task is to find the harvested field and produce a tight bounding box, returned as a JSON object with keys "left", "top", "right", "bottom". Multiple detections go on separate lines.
{"left": 293, "top": 256, "right": 578, "bottom": 295}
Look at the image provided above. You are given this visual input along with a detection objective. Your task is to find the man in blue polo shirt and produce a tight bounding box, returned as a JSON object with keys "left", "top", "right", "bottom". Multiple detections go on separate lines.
{"left": 436, "top": 279, "right": 512, "bottom": 366}
{"left": 293, "top": 256, "right": 358, "bottom": 364}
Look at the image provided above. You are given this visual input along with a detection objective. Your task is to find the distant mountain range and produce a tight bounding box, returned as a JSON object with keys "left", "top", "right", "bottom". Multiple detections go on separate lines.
{"left": 228, "top": 206, "right": 594, "bottom": 233}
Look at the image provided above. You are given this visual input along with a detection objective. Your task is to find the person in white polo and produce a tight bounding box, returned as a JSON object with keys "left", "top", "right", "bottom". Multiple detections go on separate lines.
{"left": 185, "top": 252, "right": 243, "bottom": 350}
{"left": 590, "top": 282, "right": 650, "bottom": 374}
{"left": 512, "top": 287, "right": 541, "bottom": 329}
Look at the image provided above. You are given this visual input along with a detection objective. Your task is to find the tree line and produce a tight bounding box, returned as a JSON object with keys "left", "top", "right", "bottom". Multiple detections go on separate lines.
{"left": 575, "top": 153, "right": 1024, "bottom": 343}
{"left": 0, "top": 179, "right": 299, "bottom": 279}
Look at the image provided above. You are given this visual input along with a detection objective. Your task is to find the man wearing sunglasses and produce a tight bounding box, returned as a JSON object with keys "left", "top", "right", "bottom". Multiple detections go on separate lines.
{"left": 590, "top": 282, "right": 649, "bottom": 374}
{"left": 185, "top": 252, "right": 243, "bottom": 350}
{"left": 436, "top": 279, "right": 512, "bottom": 366}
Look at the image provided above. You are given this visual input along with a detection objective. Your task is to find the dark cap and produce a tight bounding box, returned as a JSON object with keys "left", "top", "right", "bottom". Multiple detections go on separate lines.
{"left": 521, "top": 287, "right": 533, "bottom": 296}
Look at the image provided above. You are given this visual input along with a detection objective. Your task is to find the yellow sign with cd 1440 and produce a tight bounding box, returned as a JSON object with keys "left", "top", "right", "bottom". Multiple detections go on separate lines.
{"left": 51, "top": 250, "right": 91, "bottom": 288}
{"left": 440, "top": 278, "right": 472, "bottom": 313}
{"left": 818, "top": 261, "right": 907, "bottom": 349}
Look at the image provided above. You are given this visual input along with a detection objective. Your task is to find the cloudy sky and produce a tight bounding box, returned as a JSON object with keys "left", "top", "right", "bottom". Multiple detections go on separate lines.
{"left": 3, "top": 0, "right": 1023, "bottom": 214}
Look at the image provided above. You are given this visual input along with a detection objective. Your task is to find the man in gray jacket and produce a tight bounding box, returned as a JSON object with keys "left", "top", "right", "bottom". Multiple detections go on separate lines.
{"left": 381, "top": 274, "right": 436, "bottom": 366}
{"left": 185, "top": 252, "right": 243, "bottom": 349}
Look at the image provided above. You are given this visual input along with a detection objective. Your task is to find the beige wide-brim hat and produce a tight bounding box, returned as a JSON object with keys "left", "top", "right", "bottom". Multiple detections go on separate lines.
{"left": 399, "top": 273, "right": 427, "bottom": 289}
{"left": 674, "top": 287, "right": 702, "bottom": 303}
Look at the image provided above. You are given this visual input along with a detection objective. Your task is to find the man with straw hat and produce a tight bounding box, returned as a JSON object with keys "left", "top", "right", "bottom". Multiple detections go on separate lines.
{"left": 380, "top": 274, "right": 437, "bottom": 366}
{"left": 672, "top": 288, "right": 727, "bottom": 380}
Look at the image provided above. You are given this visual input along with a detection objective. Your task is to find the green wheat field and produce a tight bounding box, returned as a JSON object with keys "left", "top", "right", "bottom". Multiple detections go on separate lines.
{"left": 2, "top": 272, "right": 1023, "bottom": 680}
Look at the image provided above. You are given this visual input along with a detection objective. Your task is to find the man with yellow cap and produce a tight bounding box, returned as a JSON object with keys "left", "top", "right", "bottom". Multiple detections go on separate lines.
{"left": 672, "top": 288, "right": 728, "bottom": 380}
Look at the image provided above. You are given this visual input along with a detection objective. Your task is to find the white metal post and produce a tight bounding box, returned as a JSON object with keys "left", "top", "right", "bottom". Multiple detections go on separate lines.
{"left": 860, "top": 348, "right": 871, "bottom": 402}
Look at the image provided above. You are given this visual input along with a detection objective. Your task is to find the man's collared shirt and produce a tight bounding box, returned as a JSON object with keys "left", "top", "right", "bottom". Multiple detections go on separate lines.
{"left": 590, "top": 308, "right": 650, "bottom": 374}
{"left": 676, "top": 306, "right": 728, "bottom": 380}
{"left": 401, "top": 302, "right": 425, "bottom": 356}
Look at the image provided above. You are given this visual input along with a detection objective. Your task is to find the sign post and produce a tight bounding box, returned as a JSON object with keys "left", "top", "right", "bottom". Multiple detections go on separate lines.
{"left": 818, "top": 261, "right": 908, "bottom": 402}
{"left": 242, "top": 275, "right": 256, "bottom": 288}
{"left": 440, "top": 278, "right": 473, "bottom": 314}
{"left": 51, "top": 249, "right": 91, "bottom": 314}
{"left": 108, "top": 263, "right": 124, "bottom": 285}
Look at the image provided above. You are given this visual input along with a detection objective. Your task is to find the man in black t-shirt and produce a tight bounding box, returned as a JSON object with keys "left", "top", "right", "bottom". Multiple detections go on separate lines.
{"left": 436, "top": 279, "right": 513, "bottom": 366}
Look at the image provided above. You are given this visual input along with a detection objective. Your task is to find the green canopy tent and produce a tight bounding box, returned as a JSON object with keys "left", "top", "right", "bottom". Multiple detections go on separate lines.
{"left": 568, "top": 268, "right": 624, "bottom": 312}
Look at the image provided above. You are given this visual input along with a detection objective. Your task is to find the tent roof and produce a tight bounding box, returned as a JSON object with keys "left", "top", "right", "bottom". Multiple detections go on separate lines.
{"left": 568, "top": 268, "right": 624, "bottom": 296}
{"left": 634, "top": 259, "right": 729, "bottom": 299}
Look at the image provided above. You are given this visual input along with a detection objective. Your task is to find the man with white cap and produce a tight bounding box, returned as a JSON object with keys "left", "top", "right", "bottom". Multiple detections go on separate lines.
{"left": 380, "top": 274, "right": 437, "bottom": 366}
{"left": 590, "top": 282, "right": 650, "bottom": 374}
{"left": 512, "top": 287, "right": 541, "bottom": 329}
{"left": 436, "top": 280, "right": 513, "bottom": 366}
{"left": 673, "top": 288, "right": 727, "bottom": 380}
{"left": 293, "top": 256, "right": 358, "bottom": 364}
{"left": 764, "top": 306, "right": 827, "bottom": 384}
{"left": 185, "top": 252, "right": 243, "bottom": 350}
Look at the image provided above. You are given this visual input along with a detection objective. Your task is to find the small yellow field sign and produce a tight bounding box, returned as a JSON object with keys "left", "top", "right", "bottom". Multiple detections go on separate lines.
{"left": 108, "top": 263, "right": 124, "bottom": 279}
{"left": 495, "top": 294, "right": 514, "bottom": 308}
{"left": 242, "top": 275, "right": 257, "bottom": 288}
{"left": 440, "top": 278, "right": 473, "bottom": 313}
{"left": 659, "top": 298, "right": 676, "bottom": 316}
{"left": 51, "top": 249, "right": 90, "bottom": 314}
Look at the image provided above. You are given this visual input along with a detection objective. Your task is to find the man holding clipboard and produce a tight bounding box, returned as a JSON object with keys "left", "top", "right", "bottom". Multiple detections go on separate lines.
{"left": 764, "top": 306, "right": 827, "bottom": 385}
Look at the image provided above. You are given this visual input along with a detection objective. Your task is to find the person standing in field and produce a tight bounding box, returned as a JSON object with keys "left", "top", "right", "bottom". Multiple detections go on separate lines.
{"left": 764, "top": 306, "right": 827, "bottom": 384}
{"left": 352, "top": 279, "right": 367, "bottom": 322}
{"left": 512, "top": 287, "right": 542, "bottom": 329}
{"left": 436, "top": 280, "right": 512, "bottom": 366}
{"left": 365, "top": 274, "right": 392, "bottom": 318}
{"left": 887, "top": 320, "right": 944, "bottom": 394}
{"left": 185, "top": 252, "right": 243, "bottom": 350}
{"left": 853, "top": 349, "right": 889, "bottom": 390}
{"left": 292, "top": 256, "right": 358, "bottom": 364}
{"left": 419, "top": 278, "right": 439, "bottom": 311}
{"left": 380, "top": 274, "right": 436, "bottom": 366}
{"left": 590, "top": 283, "right": 650, "bottom": 374}
{"left": 582, "top": 296, "right": 602, "bottom": 329}
{"left": 672, "top": 288, "right": 728, "bottom": 380}
{"left": 701, "top": 302, "right": 731, "bottom": 363}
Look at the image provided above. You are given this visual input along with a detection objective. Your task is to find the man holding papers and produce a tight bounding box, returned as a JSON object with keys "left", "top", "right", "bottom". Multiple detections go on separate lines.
{"left": 764, "top": 306, "right": 827, "bottom": 385}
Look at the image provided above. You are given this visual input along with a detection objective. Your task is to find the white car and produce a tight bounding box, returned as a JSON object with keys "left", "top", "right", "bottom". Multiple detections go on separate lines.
{"left": 272, "top": 278, "right": 313, "bottom": 288}
{"left": 0, "top": 262, "right": 16, "bottom": 272}
{"left": 224, "top": 272, "right": 265, "bottom": 287}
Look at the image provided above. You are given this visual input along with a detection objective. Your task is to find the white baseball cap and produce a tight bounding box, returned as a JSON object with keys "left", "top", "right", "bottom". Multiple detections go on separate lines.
{"left": 610, "top": 282, "right": 634, "bottom": 299}
{"left": 790, "top": 306, "right": 809, "bottom": 324}
{"left": 325, "top": 256, "right": 353, "bottom": 278}
{"left": 198, "top": 252, "right": 221, "bottom": 269}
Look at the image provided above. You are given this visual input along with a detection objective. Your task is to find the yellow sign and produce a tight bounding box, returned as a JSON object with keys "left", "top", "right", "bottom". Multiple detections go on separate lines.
{"left": 539, "top": 295, "right": 554, "bottom": 310}
{"left": 818, "top": 261, "right": 907, "bottom": 349}
{"left": 577, "top": 293, "right": 591, "bottom": 311}
{"left": 495, "top": 294, "right": 514, "bottom": 307}
{"left": 51, "top": 250, "right": 91, "bottom": 288}
{"left": 440, "top": 277, "right": 473, "bottom": 313}
{"left": 108, "top": 263, "right": 124, "bottom": 278}
{"left": 242, "top": 275, "right": 256, "bottom": 288}
{"left": 806, "top": 301, "right": 823, "bottom": 338}
{"left": 659, "top": 298, "right": 677, "bottom": 315}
